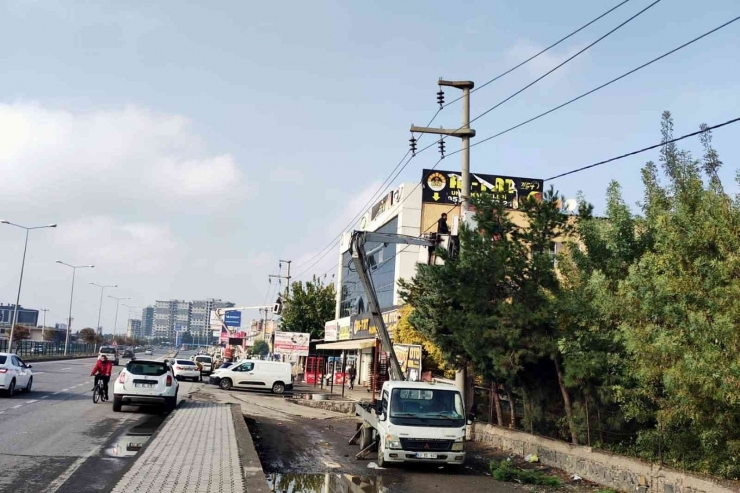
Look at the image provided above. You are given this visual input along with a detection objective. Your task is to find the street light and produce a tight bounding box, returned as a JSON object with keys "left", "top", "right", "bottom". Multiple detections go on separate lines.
{"left": 1, "top": 220, "right": 57, "bottom": 350}
{"left": 108, "top": 296, "right": 131, "bottom": 340}
{"left": 56, "top": 260, "right": 94, "bottom": 355}
{"left": 90, "top": 283, "right": 117, "bottom": 335}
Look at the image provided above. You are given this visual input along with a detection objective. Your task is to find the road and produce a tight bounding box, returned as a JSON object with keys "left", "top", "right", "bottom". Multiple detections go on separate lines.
{"left": 0, "top": 349, "right": 200, "bottom": 493}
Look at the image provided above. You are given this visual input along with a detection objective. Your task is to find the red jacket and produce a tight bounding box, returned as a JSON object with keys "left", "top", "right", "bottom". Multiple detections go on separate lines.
{"left": 91, "top": 359, "right": 114, "bottom": 377}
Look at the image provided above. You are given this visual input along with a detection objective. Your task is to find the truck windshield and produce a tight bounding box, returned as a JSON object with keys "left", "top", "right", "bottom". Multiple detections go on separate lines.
{"left": 389, "top": 388, "right": 464, "bottom": 427}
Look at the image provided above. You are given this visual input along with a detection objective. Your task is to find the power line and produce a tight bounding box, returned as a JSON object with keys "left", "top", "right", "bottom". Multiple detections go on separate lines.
{"left": 291, "top": 1, "right": 637, "bottom": 276}
{"left": 414, "top": 0, "right": 663, "bottom": 158}
{"left": 545, "top": 116, "right": 740, "bottom": 181}
{"left": 467, "top": 14, "right": 740, "bottom": 151}
{"left": 445, "top": 0, "right": 632, "bottom": 107}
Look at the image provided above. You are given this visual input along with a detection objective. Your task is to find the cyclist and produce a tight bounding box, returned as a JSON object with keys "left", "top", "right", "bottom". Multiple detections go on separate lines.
{"left": 90, "top": 354, "right": 113, "bottom": 400}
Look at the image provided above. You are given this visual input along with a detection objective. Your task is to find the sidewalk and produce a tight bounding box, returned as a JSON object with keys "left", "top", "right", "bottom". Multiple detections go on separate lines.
{"left": 110, "top": 401, "right": 248, "bottom": 493}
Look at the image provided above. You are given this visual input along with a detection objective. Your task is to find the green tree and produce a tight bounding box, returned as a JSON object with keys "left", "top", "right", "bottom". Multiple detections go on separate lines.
{"left": 79, "top": 327, "right": 97, "bottom": 344}
{"left": 279, "top": 276, "right": 336, "bottom": 339}
{"left": 251, "top": 339, "right": 269, "bottom": 356}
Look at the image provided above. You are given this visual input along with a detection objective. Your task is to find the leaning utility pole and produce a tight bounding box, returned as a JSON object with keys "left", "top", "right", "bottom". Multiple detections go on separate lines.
{"left": 268, "top": 259, "right": 292, "bottom": 299}
{"left": 409, "top": 78, "right": 475, "bottom": 402}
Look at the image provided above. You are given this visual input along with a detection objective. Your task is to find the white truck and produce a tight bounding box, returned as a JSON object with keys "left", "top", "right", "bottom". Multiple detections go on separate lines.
{"left": 350, "top": 230, "right": 472, "bottom": 469}
{"left": 356, "top": 380, "right": 471, "bottom": 468}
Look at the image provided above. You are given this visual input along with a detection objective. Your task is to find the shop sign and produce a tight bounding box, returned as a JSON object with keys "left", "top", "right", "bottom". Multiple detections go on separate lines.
{"left": 351, "top": 307, "right": 400, "bottom": 340}
{"left": 394, "top": 344, "right": 422, "bottom": 381}
{"left": 337, "top": 317, "right": 352, "bottom": 340}
{"left": 421, "top": 169, "right": 543, "bottom": 209}
{"left": 371, "top": 191, "right": 394, "bottom": 221}
{"left": 324, "top": 320, "right": 338, "bottom": 341}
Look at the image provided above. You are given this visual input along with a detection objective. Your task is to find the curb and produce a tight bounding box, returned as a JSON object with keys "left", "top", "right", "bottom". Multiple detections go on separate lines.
{"left": 230, "top": 404, "right": 270, "bottom": 493}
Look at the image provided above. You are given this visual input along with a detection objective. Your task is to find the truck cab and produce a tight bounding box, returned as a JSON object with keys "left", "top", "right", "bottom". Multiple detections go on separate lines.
{"left": 369, "top": 381, "right": 469, "bottom": 468}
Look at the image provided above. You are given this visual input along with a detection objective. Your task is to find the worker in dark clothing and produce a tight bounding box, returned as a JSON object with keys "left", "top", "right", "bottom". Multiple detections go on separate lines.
{"left": 437, "top": 213, "right": 450, "bottom": 234}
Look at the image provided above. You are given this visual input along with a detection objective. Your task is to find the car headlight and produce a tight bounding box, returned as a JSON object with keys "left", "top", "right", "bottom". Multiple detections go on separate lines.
{"left": 386, "top": 435, "right": 402, "bottom": 450}
{"left": 451, "top": 437, "right": 465, "bottom": 451}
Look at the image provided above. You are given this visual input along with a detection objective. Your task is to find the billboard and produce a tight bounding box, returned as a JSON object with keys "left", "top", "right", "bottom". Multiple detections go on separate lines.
{"left": 273, "top": 332, "right": 310, "bottom": 357}
{"left": 224, "top": 310, "right": 242, "bottom": 327}
{"left": 422, "top": 169, "right": 543, "bottom": 209}
{"left": 393, "top": 344, "right": 422, "bottom": 381}
{"left": 324, "top": 320, "right": 338, "bottom": 342}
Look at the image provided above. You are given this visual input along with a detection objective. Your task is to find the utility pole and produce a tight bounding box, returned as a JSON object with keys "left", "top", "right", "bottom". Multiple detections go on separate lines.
{"left": 40, "top": 308, "right": 49, "bottom": 341}
{"left": 269, "top": 259, "right": 292, "bottom": 299}
{"left": 409, "top": 78, "right": 475, "bottom": 402}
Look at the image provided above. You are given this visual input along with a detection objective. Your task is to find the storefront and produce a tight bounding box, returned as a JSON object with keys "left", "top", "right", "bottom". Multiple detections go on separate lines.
{"left": 315, "top": 338, "right": 377, "bottom": 385}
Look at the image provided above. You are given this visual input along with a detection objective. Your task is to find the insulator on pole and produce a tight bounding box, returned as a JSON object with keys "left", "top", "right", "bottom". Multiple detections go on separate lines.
{"left": 438, "top": 138, "right": 446, "bottom": 158}
{"left": 409, "top": 136, "right": 418, "bottom": 156}
{"left": 437, "top": 89, "right": 445, "bottom": 108}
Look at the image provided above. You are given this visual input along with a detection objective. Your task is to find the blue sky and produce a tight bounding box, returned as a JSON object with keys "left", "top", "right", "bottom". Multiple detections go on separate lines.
{"left": 0, "top": 0, "right": 738, "bottom": 330}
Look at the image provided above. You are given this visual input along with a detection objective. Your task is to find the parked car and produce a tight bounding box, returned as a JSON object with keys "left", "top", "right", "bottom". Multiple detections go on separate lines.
{"left": 98, "top": 346, "right": 120, "bottom": 365}
{"left": 171, "top": 359, "right": 201, "bottom": 382}
{"left": 0, "top": 353, "right": 33, "bottom": 397}
{"left": 209, "top": 360, "right": 292, "bottom": 394}
{"left": 144, "top": 348, "right": 153, "bottom": 356}
{"left": 192, "top": 355, "right": 214, "bottom": 375}
{"left": 112, "top": 359, "right": 178, "bottom": 413}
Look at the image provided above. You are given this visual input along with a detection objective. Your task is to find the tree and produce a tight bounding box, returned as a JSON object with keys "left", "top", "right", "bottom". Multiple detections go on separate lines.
{"left": 279, "top": 276, "right": 336, "bottom": 339}
{"left": 13, "top": 325, "right": 31, "bottom": 341}
{"left": 395, "top": 305, "right": 453, "bottom": 378}
{"left": 79, "top": 328, "right": 97, "bottom": 344}
{"left": 44, "top": 329, "right": 60, "bottom": 342}
{"left": 251, "top": 340, "right": 269, "bottom": 357}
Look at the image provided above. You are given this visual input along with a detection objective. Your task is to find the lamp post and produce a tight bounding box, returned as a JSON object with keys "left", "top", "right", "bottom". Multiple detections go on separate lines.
{"left": 122, "top": 304, "right": 139, "bottom": 343}
{"left": 1, "top": 220, "right": 57, "bottom": 350}
{"left": 56, "top": 261, "right": 94, "bottom": 355}
{"left": 90, "top": 283, "right": 117, "bottom": 336}
{"left": 108, "top": 296, "right": 130, "bottom": 341}
{"left": 40, "top": 308, "right": 49, "bottom": 341}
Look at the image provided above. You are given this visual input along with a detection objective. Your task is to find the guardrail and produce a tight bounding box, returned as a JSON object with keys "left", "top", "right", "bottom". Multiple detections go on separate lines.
{"left": 0, "top": 339, "right": 98, "bottom": 358}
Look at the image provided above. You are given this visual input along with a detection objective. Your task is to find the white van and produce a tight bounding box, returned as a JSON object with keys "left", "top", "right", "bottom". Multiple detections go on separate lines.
{"left": 209, "top": 360, "right": 293, "bottom": 394}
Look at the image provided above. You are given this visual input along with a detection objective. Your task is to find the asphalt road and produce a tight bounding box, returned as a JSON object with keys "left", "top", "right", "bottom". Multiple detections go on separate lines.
{"left": 0, "top": 349, "right": 200, "bottom": 493}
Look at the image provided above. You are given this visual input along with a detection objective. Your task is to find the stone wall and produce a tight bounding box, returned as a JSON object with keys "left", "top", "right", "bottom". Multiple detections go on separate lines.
{"left": 286, "top": 398, "right": 357, "bottom": 415}
{"left": 472, "top": 423, "right": 738, "bottom": 493}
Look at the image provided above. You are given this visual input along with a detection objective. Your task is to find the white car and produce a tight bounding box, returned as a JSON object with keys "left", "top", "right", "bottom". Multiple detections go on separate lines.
{"left": 113, "top": 359, "right": 179, "bottom": 413}
{"left": 144, "top": 349, "right": 153, "bottom": 356}
{"left": 192, "top": 355, "right": 214, "bottom": 375}
{"left": 0, "top": 353, "right": 33, "bottom": 397}
{"left": 171, "top": 359, "right": 201, "bottom": 382}
{"left": 209, "top": 360, "right": 293, "bottom": 394}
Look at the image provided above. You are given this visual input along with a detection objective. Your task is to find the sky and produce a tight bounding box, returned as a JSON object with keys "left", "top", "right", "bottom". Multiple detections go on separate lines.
{"left": 0, "top": 0, "right": 738, "bottom": 332}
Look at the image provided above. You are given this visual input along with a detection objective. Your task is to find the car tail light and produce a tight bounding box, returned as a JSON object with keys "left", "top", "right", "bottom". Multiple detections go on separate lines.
{"left": 0, "top": 368, "right": 7, "bottom": 373}
{"left": 118, "top": 372, "right": 126, "bottom": 384}
{"left": 166, "top": 375, "right": 173, "bottom": 387}
{"left": 175, "top": 366, "right": 183, "bottom": 370}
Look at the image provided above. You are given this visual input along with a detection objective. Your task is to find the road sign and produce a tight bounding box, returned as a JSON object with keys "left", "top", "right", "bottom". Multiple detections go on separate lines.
{"left": 224, "top": 311, "right": 242, "bottom": 327}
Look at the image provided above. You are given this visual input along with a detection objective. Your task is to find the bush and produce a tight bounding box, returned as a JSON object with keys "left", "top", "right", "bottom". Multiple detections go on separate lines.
{"left": 490, "top": 460, "right": 562, "bottom": 487}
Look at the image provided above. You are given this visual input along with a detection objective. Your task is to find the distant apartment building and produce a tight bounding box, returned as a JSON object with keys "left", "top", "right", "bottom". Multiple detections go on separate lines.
{"left": 190, "top": 299, "right": 234, "bottom": 338}
{"left": 126, "top": 319, "right": 142, "bottom": 339}
{"left": 153, "top": 299, "right": 233, "bottom": 341}
{"left": 141, "top": 306, "right": 155, "bottom": 337}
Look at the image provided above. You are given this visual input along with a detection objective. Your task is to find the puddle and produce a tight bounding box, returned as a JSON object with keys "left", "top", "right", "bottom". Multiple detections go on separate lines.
{"left": 266, "top": 473, "right": 391, "bottom": 493}
{"left": 105, "top": 414, "right": 165, "bottom": 458}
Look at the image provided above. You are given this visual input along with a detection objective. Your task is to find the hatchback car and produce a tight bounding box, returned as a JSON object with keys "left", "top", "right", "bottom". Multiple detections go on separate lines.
{"left": 0, "top": 353, "right": 33, "bottom": 397}
{"left": 113, "top": 359, "right": 178, "bottom": 413}
{"left": 171, "top": 359, "right": 201, "bottom": 381}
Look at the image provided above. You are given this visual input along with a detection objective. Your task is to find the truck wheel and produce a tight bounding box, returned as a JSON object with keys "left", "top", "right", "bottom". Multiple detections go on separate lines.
{"left": 359, "top": 425, "right": 372, "bottom": 450}
{"left": 377, "top": 441, "right": 386, "bottom": 468}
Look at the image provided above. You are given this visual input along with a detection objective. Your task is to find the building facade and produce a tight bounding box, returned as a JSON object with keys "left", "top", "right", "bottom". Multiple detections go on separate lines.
{"left": 154, "top": 300, "right": 191, "bottom": 340}
{"left": 190, "top": 299, "right": 234, "bottom": 338}
{"left": 0, "top": 304, "right": 40, "bottom": 338}
{"left": 141, "top": 306, "right": 155, "bottom": 337}
{"left": 126, "top": 319, "right": 142, "bottom": 339}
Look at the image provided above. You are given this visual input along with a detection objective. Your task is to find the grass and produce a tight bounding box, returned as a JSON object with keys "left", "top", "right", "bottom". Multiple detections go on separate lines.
{"left": 491, "top": 459, "right": 563, "bottom": 487}
{"left": 596, "top": 489, "right": 619, "bottom": 493}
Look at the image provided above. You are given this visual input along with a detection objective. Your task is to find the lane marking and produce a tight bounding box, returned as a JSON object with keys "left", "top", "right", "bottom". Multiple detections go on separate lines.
{"left": 61, "top": 388, "right": 70, "bottom": 392}
{"left": 11, "top": 405, "right": 22, "bottom": 409}
{"left": 40, "top": 396, "right": 49, "bottom": 399}
{"left": 33, "top": 372, "right": 45, "bottom": 375}
{"left": 53, "top": 392, "right": 63, "bottom": 395}
{"left": 60, "top": 368, "right": 72, "bottom": 371}
{"left": 25, "top": 400, "right": 38, "bottom": 404}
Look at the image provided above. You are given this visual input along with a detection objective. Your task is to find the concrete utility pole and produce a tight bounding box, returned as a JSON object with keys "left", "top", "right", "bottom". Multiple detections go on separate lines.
{"left": 409, "top": 78, "right": 476, "bottom": 402}
{"left": 90, "top": 283, "right": 117, "bottom": 335}
{"left": 56, "top": 260, "right": 94, "bottom": 355}
{"left": 268, "top": 259, "right": 292, "bottom": 298}
{"left": 40, "top": 309, "right": 49, "bottom": 341}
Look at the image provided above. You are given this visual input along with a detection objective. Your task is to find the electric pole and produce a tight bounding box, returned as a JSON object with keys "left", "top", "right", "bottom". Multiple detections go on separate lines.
{"left": 40, "top": 308, "right": 49, "bottom": 341}
{"left": 268, "top": 259, "right": 292, "bottom": 299}
{"left": 409, "top": 78, "right": 475, "bottom": 403}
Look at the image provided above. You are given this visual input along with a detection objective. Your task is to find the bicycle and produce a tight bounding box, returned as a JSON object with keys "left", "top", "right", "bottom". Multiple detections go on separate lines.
{"left": 92, "top": 377, "right": 108, "bottom": 403}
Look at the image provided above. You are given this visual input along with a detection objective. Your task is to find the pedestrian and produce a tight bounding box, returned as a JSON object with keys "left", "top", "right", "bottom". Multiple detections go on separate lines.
{"left": 348, "top": 364, "right": 357, "bottom": 390}
{"left": 437, "top": 212, "right": 450, "bottom": 234}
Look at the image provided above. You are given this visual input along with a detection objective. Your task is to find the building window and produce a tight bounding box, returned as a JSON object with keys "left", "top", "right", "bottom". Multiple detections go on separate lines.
{"left": 339, "top": 217, "right": 398, "bottom": 318}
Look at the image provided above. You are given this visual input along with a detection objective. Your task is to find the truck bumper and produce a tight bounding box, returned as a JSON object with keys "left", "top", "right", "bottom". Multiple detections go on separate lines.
{"left": 381, "top": 449, "right": 466, "bottom": 465}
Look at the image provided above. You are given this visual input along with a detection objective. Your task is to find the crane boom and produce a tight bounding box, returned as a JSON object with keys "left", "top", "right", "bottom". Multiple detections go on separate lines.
{"left": 349, "top": 231, "right": 436, "bottom": 381}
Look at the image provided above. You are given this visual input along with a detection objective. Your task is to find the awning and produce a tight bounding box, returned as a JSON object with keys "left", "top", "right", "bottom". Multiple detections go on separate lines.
{"left": 315, "top": 338, "right": 377, "bottom": 350}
